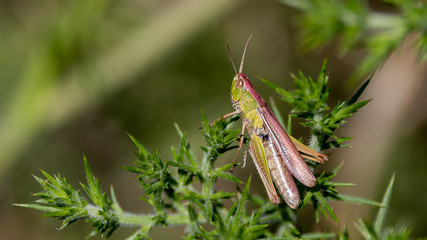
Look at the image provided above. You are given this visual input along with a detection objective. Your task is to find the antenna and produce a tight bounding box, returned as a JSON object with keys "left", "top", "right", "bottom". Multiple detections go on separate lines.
{"left": 226, "top": 45, "right": 237, "bottom": 75}
{"left": 239, "top": 34, "right": 253, "bottom": 73}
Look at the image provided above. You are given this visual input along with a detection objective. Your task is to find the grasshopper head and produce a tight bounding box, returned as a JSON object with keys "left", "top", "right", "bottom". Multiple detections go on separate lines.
{"left": 231, "top": 73, "right": 249, "bottom": 103}
{"left": 229, "top": 34, "right": 254, "bottom": 106}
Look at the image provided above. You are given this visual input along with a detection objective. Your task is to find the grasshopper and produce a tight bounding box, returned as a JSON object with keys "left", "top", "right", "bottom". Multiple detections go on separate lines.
{"left": 217, "top": 35, "right": 327, "bottom": 209}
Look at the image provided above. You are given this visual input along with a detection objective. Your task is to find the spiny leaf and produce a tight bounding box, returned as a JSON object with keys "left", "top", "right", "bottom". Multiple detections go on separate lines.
{"left": 374, "top": 173, "right": 395, "bottom": 233}
{"left": 230, "top": 176, "right": 251, "bottom": 233}
{"left": 110, "top": 186, "right": 123, "bottom": 213}
{"left": 356, "top": 219, "right": 377, "bottom": 239}
{"left": 174, "top": 122, "right": 184, "bottom": 138}
{"left": 190, "top": 194, "right": 210, "bottom": 221}
{"left": 183, "top": 191, "right": 234, "bottom": 201}
{"left": 13, "top": 203, "right": 63, "bottom": 213}
{"left": 332, "top": 100, "right": 370, "bottom": 122}
{"left": 347, "top": 77, "right": 371, "bottom": 106}
{"left": 314, "top": 191, "right": 338, "bottom": 223}
{"left": 213, "top": 170, "right": 243, "bottom": 184}
{"left": 258, "top": 76, "right": 294, "bottom": 104}
{"left": 269, "top": 96, "right": 286, "bottom": 128}
{"left": 302, "top": 191, "right": 313, "bottom": 208}
{"left": 245, "top": 224, "right": 268, "bottom": 233}
{"left": 82, "top": 155, "right": 105, "bottom": 208}
{"left": 300, "top": 232, "right": 336, "bottom": 239}
{"left": 327, "top": 182, "right": 355, "bottom": 187}
{"left": 200, "top": 108, "right": 210, "bottom": 133}
{"left": 127, "top": 133, "right": 149, "bottom": 155}
{"left": 167, "top": 161, "right": 198, "bottom": 173}
{"left": 337, "top": 194, "right": 382, "bottom": 207}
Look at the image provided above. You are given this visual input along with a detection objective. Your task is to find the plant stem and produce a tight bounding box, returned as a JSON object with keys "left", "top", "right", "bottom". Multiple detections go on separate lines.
{"left": 84, "top": 204, "right": 205, "bottom": 227}
{"left": 309, "top": 113, "right": 324, "bottom": 152}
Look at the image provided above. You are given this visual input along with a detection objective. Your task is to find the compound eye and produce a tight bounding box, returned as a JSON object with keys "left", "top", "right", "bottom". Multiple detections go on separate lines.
{"left": 236, "top": 77, "right": 244, "bottom": 89}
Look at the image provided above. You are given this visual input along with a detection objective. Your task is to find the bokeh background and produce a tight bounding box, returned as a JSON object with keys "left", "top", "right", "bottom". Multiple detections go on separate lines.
{"left": 1, "top": 0, "right": 426, "bottom": 239}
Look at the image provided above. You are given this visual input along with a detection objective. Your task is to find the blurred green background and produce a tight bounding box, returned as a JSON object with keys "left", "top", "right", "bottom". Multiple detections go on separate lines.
{"left": 1, "top": 0, "right": 426, "bottom": 239}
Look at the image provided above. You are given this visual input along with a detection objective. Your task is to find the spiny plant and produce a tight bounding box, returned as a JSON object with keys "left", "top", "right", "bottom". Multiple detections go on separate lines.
{"left": 16, "top": 62, "right": 410, "bottom": 239}
{"left": 281, "top": 0, "right": 427, "bottom": 81}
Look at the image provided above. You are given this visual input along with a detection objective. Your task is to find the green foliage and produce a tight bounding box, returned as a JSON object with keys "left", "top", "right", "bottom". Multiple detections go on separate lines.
{"left": 261, "top": 62, "right": 379, "bottom": 225}
{"left": 281, "top": 0, "right": 427, "bottom": 79}
{"left": 22, "top": 170, "right": 88, "bottom": 229}
{"left": 355, "top": 174, "right": 414, "bottom": 239}
{"left": 260, "top": 60, "right": 370, "bottom": 151}
{"left": 16, "top": 61, "right": 416, "bottom": 239}
{"left": 15, "top": 157, "right": 121, "bottom": 238}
